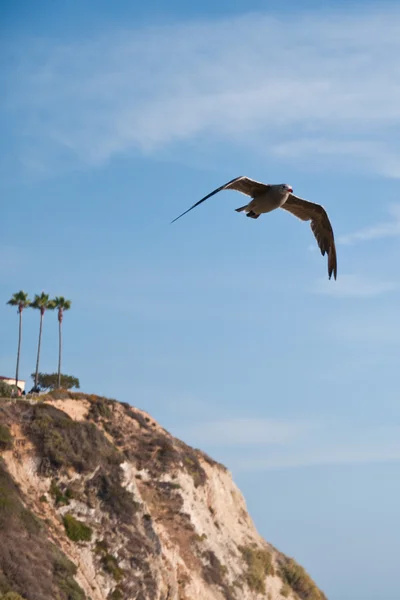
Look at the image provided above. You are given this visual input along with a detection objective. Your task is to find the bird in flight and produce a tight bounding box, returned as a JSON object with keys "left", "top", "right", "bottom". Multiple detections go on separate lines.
{"left": 171, "top": 175, "right": 337, "bottom": 280}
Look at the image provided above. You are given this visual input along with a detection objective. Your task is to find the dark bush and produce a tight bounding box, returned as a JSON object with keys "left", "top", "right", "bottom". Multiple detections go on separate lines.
{"left": 30, "top": 373, "right": 80, "bottom": 391}
{"left": 27, "top": 403, "right": 120, "bottom": 473}
{"left": 0, "top": 382, "right": 18, "bottom": 398}
{"left": 280, "top": 558, "right": 327, "bottom": 600}
{"left": 124, "top": 429, "right": 207, "bottom": 488}
{"left": 63, "top": 513, "right": 93, "bottom": 542}
{"left": 89, "top": 397, "right": 113, "bottom": 421}
{"left": 50, "top": 481, "right": 70, "bottom": 506}
{"left": 239, "top": 545, "right": 274, "bottom": 594}
{"left": 0, "top": 460, "right": 85, "bottom": 600}
{"left": 101, "top": 554, "right": 124, "bottom": 582}
{"left": 182, "top": 454, "right": 206, "bottom": 487}
{"left": 0, "top": 425, "right": 12, "bottom": 451}
{"left": 92, "top": 471, "right": 139, "bottom": 522}
{"left": 125, "top": 407, "right": 151, "bottom": 429}
{"left": 109, "top": 588, "right": 123, "bottom": 600}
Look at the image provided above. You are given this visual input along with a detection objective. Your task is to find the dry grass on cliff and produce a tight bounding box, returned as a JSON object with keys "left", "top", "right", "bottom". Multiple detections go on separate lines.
{"left": 0, "top": 459, "right": 85, "bottom": 600}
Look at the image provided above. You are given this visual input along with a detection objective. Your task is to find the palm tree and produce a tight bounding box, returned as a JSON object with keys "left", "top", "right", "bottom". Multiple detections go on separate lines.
{"left": 7, "top": 290, "right": 31, "bottom": 391}
{"left": 52, "top": 296, "right": 71, "bottom": 388}
{"left": 30, "top": 292, "right": 55, "bottom": 389}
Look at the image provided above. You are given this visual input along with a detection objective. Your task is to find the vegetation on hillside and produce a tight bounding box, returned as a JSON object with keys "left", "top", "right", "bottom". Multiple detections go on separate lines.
{"left": 0, "top": 459, "right": 86, "bottom": 600}
{"left": 27, "top": 403, "right": 119, "bottom": 473}
{"left": 0, "top": 382, "right": 18, "bottom": 399}
{"left": 63, "top": 513, "right": 93, "bottom": 542}
{"left": 239, "top": 545, "right": 274, "bottom": 594}
{"left": 279, "top": 557, "right": 327, "bottom": 600}
{"left": 0, "top": 393, "right": 327, "bottom": 600}
{"left": 0, "top": 425, "right": 12, "bottom": 452}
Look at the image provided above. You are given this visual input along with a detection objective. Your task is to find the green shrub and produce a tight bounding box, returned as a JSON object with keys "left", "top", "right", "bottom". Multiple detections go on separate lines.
{"left": 239, "top": 545, "right": 274, "bottom": 594}
{"left": 95, "top": 539, "right": 109, "bottom": 555}
{"left": 50, "top": 481, "right": 70, "bottom": 506}
{"left": 183, "top": 455, "right": 206, "bottom": 487}
{"left": 30, "top": 373, "right": 80, "bottom": 391}
{"left": 281, "top": 583, "right": 291, "bottom": 597}
{"left": 0, "top": 382, "right": 17, "bottom": 398}
{"left": 101, "top": 554, "right": 124, "bottom": 582}
{"left": 280, "top": 558, "right": 327, "bottom": 600}
{"left": 1, "top": 593, "right": 28, "bottom": 600}
{"left": 0, "top": 460, "right": 85, "bottom": 599}
{"left": 89, "top": 397, "right": 112, "bottom": 420}
{"left": 93, "top": 471, "right": 139, "bottom": 522}
{"left": 63, "top": 513, "right": 92, "bottom": 542}
{"left": 27, "top": 404, "right": 120, "bottom": 473}
{"left": 0, "top": 425, "right": 12, "bottom": 451}
{"left": 52, "top": 552, "right": 85, "bottom": 600}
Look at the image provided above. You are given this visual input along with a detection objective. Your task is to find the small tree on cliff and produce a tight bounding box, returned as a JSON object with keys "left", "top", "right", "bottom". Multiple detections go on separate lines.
{"left": 31, "top": 372, "right": 80, "bottom": 391}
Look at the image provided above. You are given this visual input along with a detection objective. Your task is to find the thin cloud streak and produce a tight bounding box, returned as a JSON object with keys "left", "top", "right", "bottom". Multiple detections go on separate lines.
{"left": 181, "top": 417, "right": 317, "bottom": 446}
{"left": 176, "top": 418, "right": 400, "bottom": 471}
{"left": 3, "top": 8, "right": 400, "bottom": 174}
{"left": 233, "top": 431, "right": 400, "bottom": 471}
{"left": 338, "top": 204, "right": 400, "bottom": 245}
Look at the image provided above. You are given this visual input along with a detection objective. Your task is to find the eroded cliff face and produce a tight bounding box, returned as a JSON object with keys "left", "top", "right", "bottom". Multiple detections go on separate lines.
{"left": 0, "top": 394, "right": 327, "bottom": 600}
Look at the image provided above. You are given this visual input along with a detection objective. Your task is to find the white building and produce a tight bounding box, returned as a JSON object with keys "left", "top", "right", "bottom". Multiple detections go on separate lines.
{"left": 0, "top": 376, "right": 26, "bottom": 394}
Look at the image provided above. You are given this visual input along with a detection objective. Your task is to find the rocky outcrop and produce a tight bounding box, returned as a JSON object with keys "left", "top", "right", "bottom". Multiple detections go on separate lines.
{"left": 0, "top": 394, "right": 327, "bottom": 600}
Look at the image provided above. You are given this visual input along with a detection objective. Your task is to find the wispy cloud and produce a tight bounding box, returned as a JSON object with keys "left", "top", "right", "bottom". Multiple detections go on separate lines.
{"left": 233, "top": 426, "right": 400, "bottom": 471}
{"left": 338, "top": 204, "right": 400, "bottom": 245}
{"left": 313, "top": 274, "right": 398, "bottom": 298}
{"left": 176, "top": 417, "right": 400, "bottom": 471}
{"left": 181, "top": 417, "right": 315, "bottom": 447}
{"left": 3, "top": 7, "right": 400, "bottom": 174}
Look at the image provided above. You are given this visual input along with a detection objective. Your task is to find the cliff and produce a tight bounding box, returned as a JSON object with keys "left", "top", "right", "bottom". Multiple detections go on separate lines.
{"left": 0, "top": 393, "right": 327, "bottom": 600}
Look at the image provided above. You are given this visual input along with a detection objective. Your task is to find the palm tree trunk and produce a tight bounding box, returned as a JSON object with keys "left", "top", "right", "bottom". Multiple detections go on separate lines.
{"left": 34, "top": 312, "right": 44, "bottom": 388}
{"left": 57, "top": 318, "right": 62, "bottom": 389}
{"left": 15, "top": 309, "right": 22, "bottom": 389}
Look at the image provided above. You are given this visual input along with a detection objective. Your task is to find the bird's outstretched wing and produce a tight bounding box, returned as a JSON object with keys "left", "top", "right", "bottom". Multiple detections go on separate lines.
{"left": 281, "top": 194, "right": 337, "bottom": 280}
{"left": 171, "top": 176, "right": 270, "bottom": 223}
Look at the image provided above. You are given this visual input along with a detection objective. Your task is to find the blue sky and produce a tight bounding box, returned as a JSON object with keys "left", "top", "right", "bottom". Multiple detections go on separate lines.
{"left": 2, "top": 1, "right": 400, "bottom": 598}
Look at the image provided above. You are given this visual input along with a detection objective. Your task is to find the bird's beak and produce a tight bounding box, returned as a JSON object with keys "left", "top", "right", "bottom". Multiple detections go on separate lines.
{"left": 288, "top": 187, "right": 293, "bottom": 193}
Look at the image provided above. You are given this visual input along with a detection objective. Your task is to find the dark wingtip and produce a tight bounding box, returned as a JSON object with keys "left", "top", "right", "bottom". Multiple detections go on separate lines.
{"left": 170, "top": 211, "right": 188, "bottom": 224}
{"left": 328, "top": 262, "right": 337, "bottom": 280}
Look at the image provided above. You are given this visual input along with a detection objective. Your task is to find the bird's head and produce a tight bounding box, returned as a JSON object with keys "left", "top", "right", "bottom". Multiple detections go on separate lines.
{"left": 271, "top": 183, "right": 293, "bottom": 195}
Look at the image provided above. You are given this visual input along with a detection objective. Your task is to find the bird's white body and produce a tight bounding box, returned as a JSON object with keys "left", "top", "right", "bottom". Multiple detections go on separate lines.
{"left": 245, "top": 189, "right": 291, "bottom": 214}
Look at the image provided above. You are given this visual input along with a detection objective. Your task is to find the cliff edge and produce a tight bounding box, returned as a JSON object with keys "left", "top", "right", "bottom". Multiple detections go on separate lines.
{"left": 0, "top": 393, "right": 327, "bottom": 600}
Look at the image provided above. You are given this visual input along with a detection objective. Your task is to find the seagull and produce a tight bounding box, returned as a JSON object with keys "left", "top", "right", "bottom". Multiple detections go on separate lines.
{"left": 171, "top": 175, "right": 337, "bottom": 280}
